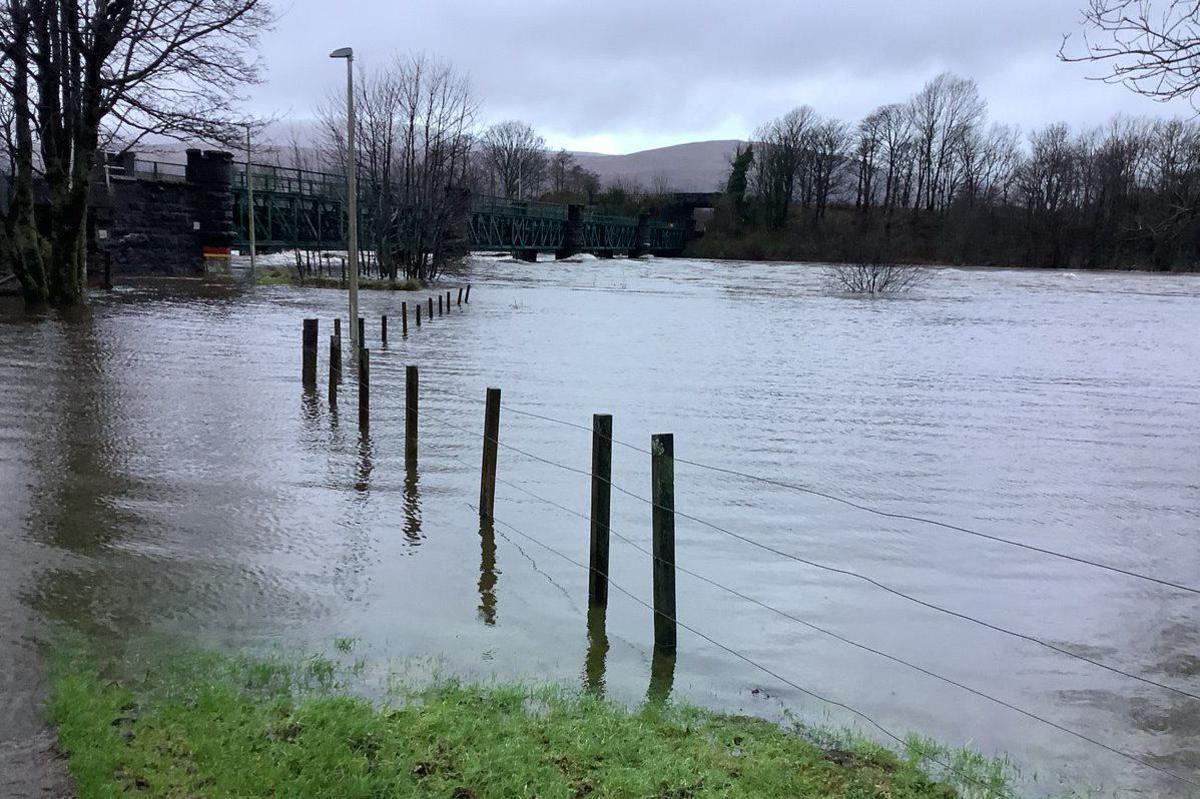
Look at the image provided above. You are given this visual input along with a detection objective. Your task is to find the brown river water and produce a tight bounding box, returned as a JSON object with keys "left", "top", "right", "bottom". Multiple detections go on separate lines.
{"left": 1, "top": 257, "right": 1198, "bottom": 797}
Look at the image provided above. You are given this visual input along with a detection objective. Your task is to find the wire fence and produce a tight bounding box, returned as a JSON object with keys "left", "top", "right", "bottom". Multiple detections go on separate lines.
{"left": 306, "top": 320, "right": 1200, "bottom": 794}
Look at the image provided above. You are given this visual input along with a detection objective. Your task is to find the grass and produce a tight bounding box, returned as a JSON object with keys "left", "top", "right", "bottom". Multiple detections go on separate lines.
{"left": 49, "top": 644, "right": 1030, "bottom": 799}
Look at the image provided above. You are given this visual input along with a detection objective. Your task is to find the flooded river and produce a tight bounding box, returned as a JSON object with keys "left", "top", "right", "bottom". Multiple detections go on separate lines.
{"left": 2, "top": 257, "right": 1198, "bottom": 796}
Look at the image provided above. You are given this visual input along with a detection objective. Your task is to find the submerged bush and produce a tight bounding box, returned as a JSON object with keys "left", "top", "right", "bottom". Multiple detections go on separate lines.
{"left": 824, "top": 261, "right": 927, "bottom": 295}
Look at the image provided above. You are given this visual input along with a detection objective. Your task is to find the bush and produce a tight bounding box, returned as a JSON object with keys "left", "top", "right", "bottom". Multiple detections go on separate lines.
{"left": 823, "top": 262, "right": 927, "bottom": 295}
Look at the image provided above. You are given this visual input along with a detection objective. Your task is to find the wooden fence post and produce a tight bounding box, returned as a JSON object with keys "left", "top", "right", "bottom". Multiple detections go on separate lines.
{"left": 382, "top": 315, "right": 388, "bottom": 345}
{"left": 302, "top": 319, "right": 318, "bottom": 386}
{"left": 401, "top": 302, "right": 408, "bottom": 335}
{"left": 446, "top": 291, "right": 452, "bottom": 312}
{"left": 457, "top": 287, "right": 463, "bottom": 306}
{"left": 589, "top": 414, "right": 613, "bottom": 609}
{"left": 334, "top": 318, "right": 341, "bottom": 339}
{"left": 428, "top": 296, "right": 434, "bottom": 319}
{"left": 479, "top": 387, "right": 501, "bottom": 518}
{"left": 438, "top": 294, "right": 443, "bottom": 316}
{"left": 651, "top": 433, "right": 676, "bottom": 653}
{"left": 329, "top": 334, "right": 341, "bottom": 403}
{"left": 358, "top": 349, "right": 370, "bottom": 431}
{"left": 465, "top": 284, "right": 471, "bottom": 303}
{"left": 416, "top": 304, "right": 422, "bottom": 327}
{"left": 357, "top": 317, "right": 365, "bottom": 351}
{"left": 405, "top": 365, "right": 419, "bottom": 466}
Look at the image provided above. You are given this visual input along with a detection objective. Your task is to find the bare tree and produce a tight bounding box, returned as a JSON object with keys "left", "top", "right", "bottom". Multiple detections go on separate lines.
{"left": 1061, "top": 0, "right": 1200, "bottom": 102}
{"left": 807, "top": 118, "right": 852, "bottom": 222}
{"left": 907, "top": 72, "right": 986, "bottom": 212}
{"left": 479, "top": 120, "right": 547, "bottom": 200}
{"left": 824, "top": 261, "right": 927, "bottom": 294}
{"left": 0, "top": 0, "right": 271, "bottom": 305}
{"left": 751, "top": 105, "right": 817, "bottom": 229}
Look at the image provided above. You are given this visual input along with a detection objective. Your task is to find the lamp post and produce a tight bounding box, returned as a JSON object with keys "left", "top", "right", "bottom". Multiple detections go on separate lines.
{"left": 330, "top": 46, "right": 358, "bottom": 352}
{"left": 245, "top": 124, "right": 257, "bottom": 283}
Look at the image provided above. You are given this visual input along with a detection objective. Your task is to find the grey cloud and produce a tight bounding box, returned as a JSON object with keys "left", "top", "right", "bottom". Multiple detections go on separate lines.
{"left": 253, "top": 0, "right": 1177, "bottom": 152}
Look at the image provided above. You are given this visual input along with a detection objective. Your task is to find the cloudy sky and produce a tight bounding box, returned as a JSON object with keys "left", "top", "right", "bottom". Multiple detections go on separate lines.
{"left": 250, "top": 0, "right": 1187, "bottom": 154}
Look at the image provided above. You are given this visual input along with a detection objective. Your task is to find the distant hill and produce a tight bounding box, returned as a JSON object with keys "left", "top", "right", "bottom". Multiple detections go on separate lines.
{"left": 572, "top": 140, "right": 743, "bottom": 193}
{"left": 120, "top": 131, "right": 744, "bottom": 195}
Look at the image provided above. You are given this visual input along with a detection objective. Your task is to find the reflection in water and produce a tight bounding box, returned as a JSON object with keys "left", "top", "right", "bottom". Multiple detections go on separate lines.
{"left": 300, "top": 384, "right": 322, "bottom": 427}
{"left": 647, "top": 647, "right": 676, "bottom": 707}
{"left": 403, "top": 460, "right": 422, "bottom": 546}
{"left": 478, "top": 519, "right": 498, "bottom": 625}
{"left": 583, "top": 605, "right": 609, "bottom": 696}
{"left": 355, "top": 432, "right": 373, "bottom": 493}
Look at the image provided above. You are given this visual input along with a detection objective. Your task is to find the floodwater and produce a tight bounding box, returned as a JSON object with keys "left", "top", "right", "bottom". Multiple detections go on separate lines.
{"left": 2, "top": 257, "right": 1198, "bottom": 797}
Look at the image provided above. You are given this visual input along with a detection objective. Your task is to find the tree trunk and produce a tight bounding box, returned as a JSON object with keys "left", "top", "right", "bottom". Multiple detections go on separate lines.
{"left": 4, "top": 28, "right": 50, "bottom": 304}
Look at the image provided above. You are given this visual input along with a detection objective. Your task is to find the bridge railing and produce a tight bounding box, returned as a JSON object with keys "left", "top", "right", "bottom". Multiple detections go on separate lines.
{"left": 583, "top": 211, "right": 639, "bottom": 228}
{"left": 234, "top": 163, "right": 347, "bottom": 197}
{"left": 470, "top": 195, "right": 568, "bottom": 221}
{"left": 129, "top": 159, "right": 188, "bottom": 182}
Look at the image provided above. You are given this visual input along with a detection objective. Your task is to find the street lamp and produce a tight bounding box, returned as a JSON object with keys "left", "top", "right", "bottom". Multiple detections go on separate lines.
{"left": 245, "top": 124, "right": 257, "bottom": 283}
{"left": 330, "top": 46, "right": 359, "bottom": 352}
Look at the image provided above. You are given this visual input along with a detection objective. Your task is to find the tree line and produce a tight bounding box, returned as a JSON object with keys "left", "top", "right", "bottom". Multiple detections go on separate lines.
{"left": 306, "top": 56, "right": 690, "bottom": 283}
{"left": 710, "top": 70, "right": 1200, "bottom": 271}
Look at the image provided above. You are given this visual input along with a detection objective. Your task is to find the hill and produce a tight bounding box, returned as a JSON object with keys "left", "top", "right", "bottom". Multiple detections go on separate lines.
{"left": 572, "top": 140, "right": 742, "bottom": 193}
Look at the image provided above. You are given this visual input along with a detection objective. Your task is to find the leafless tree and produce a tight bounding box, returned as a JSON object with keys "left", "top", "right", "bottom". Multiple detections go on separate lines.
{"left": 1061, "top": 0, "right": 1200, "bottom": 103}
{"left": 320, "top": 55, "right": 476, "bottom": 284}
{"left": 751, "top": 105, "right": 817, "bottom": 229}
{"left": 0, "top": 0, "right": 271, "bottom": 305}
{"left": 807, "top": 118, "right": 852, "bottom": 222}
{"left": 479, "top": 120, "right": 547, "bottom": 200}
{"left": 874, "top": 104, "right": 913, "bottom": 211}
{"left": 823, "top": 261, "right": 927, "bottom": 294}
{"left": 546, "top": 148, "right": 598, "bottom": 200}
{"left": 907, "top": 72, "right": 986, "bottom": 212}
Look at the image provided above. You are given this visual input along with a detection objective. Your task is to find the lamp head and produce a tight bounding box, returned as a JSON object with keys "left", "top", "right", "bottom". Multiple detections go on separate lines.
{"left": 329, "top": 47, "right": 353, "bottom": 59}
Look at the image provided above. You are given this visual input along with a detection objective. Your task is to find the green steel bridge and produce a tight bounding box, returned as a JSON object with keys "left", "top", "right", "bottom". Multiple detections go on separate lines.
{"left": 222, "top": 162, "right": 689, "bottom": 256}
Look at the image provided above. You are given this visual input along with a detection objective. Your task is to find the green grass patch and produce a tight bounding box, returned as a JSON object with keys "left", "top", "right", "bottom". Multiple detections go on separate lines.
{"left": 50, "top": 644, "right": 1025, "bottom": 798}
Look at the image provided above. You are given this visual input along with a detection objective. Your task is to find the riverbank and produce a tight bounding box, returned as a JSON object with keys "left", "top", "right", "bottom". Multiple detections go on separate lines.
{"left": 51, "top": 645, "right": 1008, "bottom": 798}
{"left": 686, "top": 221, "right": 1200, "bottom": 273}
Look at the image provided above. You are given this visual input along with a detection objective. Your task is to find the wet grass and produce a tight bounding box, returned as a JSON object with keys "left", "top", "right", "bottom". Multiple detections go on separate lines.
{"left": 50, "top": 644, "right": 1029, "bottom": 799}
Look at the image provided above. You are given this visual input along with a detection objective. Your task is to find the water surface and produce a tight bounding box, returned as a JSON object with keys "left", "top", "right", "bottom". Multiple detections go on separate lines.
{"left": 2, "top": 258, "right": 1198, "bottom": 797}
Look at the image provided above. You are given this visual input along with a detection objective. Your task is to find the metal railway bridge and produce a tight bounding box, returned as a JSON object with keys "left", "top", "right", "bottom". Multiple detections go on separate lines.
{"left": 222, "top": 162, "right": 689, "bottom": 257}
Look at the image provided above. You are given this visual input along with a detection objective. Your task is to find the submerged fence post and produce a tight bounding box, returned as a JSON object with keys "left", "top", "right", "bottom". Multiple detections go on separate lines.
{"left": 589, "top": 414, "right": 613, "bottom": 609}
{"left": 428, "top": 296, "right": 434, "bottom": 319}
{"left": 457, "top": 287, "right": 463, "bottom": 306}
{"left": 465, "top": 284, "right": 471, "bottom": 303}
{"left": 405, "top": 365, "right": 419, "bottom": 466}
{"left": 479, "top": 387, "right": 501, "bottom": 519}
{"left": 382, "top": 315, "right": 388, "bottom": 345}
{"left": 438, "top": 294, "right": 443, "bottom": 316}
{"left": 416, "top": 304, "right": 422, "bottom": 327}
{"left": 358, "top": 349, "right": 370, "bottom": 431}
{"left": 302, "top": 318, "right": 318, "bottom": 386}
{"left": 329, "top": 334, "right": 341, "bottom": 404}
{"left": 402, "top": 302, "right": 408, "bottom": 336}
{"left": 334, "top": 318, "right": 341, "bottom": 339}
{"left": 357, "top": 317, "right": 365, "bottom": 351}
{"left": 446, "top": 291, "right": 452, "bottom": 313}
{"left": 651, "top": 433, "right": 676, "bottom": 653}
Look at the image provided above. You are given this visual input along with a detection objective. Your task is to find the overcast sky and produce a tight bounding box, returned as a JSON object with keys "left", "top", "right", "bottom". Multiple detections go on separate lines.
{"left": 250, "top": 0, "right": 1188, "bottom": 154}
